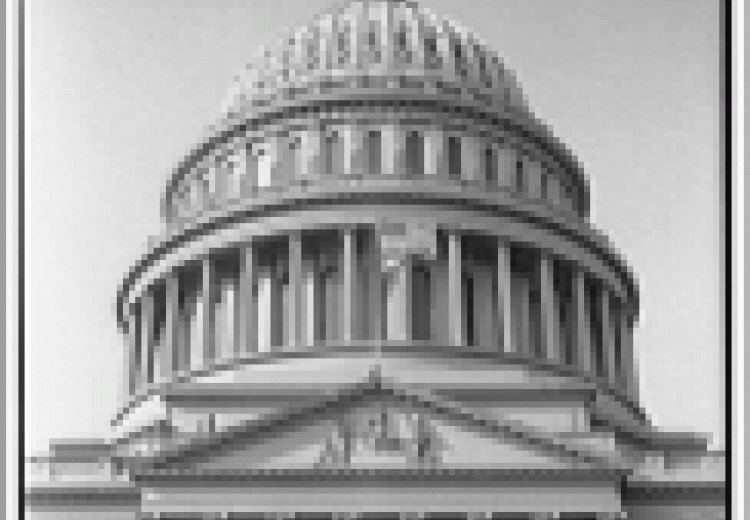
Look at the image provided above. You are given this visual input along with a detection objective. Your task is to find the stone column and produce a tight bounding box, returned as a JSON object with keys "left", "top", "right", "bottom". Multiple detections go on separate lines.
{"left": 399, "top": 255, "right": 414, "bottom": 341}
{"left": 368, "top": 229, "right": 384, "bottom": 342}
{"left": 163, "top": 272, "right": 179, "bottom": 379}
{"left": 519, "top": 274, "right": 531, "bottom": 358}
{"left": 461, "top": 134, "right": 482, "bottom": 182}
{"left": 288, "top": 234, "right": 303, "bottom": 347}
{"left": 600, "top": 285, "right": 614, "bottom": 383}
{"left": 238, "top": 243, "right": 257, "bottom": 356}
{"left": 574, "top": 268, "right": 593, "bottom": 374}
{"left": 349, "top": 127, "right": 368, "bottom": 177}
{"left": 383, "top": 124, "right": 407, "bottom": 177}
{"left": 199, "top": 256, "right": 216, "bottom": 364}
{"left": 303, "top": 257, "right": 318, "bottom": 346}
{"left": 497, "top": 240, "right": 515, "bottom": 354}
{"left": 448, "top": 231, "right": 463, "bottom": 346}
{"left": 341, "top": 125, "right": 353, "bottom": 176}
{"left": 300, "top": 127, "right": 324, "bottom": 178}
{"left": 140, "top": 291, "right": 154, "bottom": 387}
{"left": 540, "top": 251, "right": 560, "bottom": 364}
{"left": 124, "top": 311, "right": 140, "bottom": 398}
{"left": 342, "top": 227, "right": 358, "bottom": 342}
{"left": 620, "top": 311, "right": 637, "bottom": 400}
{"left": 424, "top": 128, "right": 444, "bottom": 177}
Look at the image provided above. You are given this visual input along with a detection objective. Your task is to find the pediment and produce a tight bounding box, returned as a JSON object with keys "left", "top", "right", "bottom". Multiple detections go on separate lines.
{"left": 127, "top": 376, "right": 622, "bottom": 477}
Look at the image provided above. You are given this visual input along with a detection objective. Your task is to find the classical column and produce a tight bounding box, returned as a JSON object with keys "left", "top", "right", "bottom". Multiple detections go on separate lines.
{"left": 288, "top": 234, "right": 303, "bottom": 347}
{"left": 497, "top": 239, "right": 515, "bottom": 354}
{"left": 140, "top": 291, "right": 154, "bottom": 387}
{"left": 300, "top": 127, "right": 324, "bottom": 178}
{"left": 448, "top": 231, "right": 463, "bottom": 346}
{"left": 163, "top": 272, "right": 179, "bottom": 379}
{"left": 304, "top": 258, "right": 318, "bottom": 346}
{"left": 342, "top": 227, "right": 357, "bottom": 342}
{"left": 424, "top": 128, "right": 444, "bottom": 177}
{"left": 461, "top": 134, "right": 482, "bottom": 182}
{"left": 124, "top": 310, "right": 140, "bottom": 398}
{"left": 199, "top": 256, "right": 217, "bottom": 364}
{"left": 382, "top": 124, "right": 396, "bottom": 177}
{"left": 620, "top": 312, "right": 637, "bottom": 400}
{"left": 238, "top": 243, "right": 257, "bottom": 356}
{"left": 600, "top": 285, "right": 614, "bottom": 383}
{"left": 341, "top": 125, "right": 353, "bottom": 176}
{"left": 368, "top": 229, "right": 384, "bottom": 342}
{"left": 399, "top": 255, "right": 414, "bottom": 341}
{"left": 518, "top": 274, "right": 531, "bottom": 358}
{"left": 383, "top": 125, "right": 407, "bottom": 177}
{"left": 574, "top": 268, "right": 593, "bottom": 374}
{"left": 540, "top": 251, "right": 560, "bottom": 364}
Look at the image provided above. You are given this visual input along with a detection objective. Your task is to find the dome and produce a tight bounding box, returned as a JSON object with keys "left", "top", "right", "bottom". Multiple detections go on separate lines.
{"left": 162, "top": 0, "right": 590, "bottom": 231}
{"left": 220, "top": 0, "right": 528, "bottom": 120}
{"left": 117, "top": 0, "right": 640, "bottom": 421}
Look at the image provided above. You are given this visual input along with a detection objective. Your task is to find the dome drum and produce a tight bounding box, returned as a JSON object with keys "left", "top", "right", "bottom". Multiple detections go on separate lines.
{"left": 165, "top": 112, "right": 587, "bottom": 230}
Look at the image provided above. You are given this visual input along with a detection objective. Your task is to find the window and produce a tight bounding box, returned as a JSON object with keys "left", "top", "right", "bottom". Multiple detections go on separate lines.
{"left": 424, "top": 34, "right": 439, "bottom": 69}
{"left": 448, "top": 136, "right": 462, "bottom": 180}
{"left": 405, "top": 131, "right": 424, "bottom": 177}
{"left": 367, "top": 130, "right": 382, "bottom": 176}
{"left": 484, "top": 145, "right": 496, "bottom": 186}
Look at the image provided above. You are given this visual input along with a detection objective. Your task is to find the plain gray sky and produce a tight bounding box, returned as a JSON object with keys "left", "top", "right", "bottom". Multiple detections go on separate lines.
{"left": 24, "top": 0, "right": 723, "bottom": 454}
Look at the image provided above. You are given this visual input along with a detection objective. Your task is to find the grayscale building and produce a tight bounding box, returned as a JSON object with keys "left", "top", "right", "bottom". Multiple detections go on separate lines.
{"left": 25, "top": 1, "right": 725, "bottom": 519}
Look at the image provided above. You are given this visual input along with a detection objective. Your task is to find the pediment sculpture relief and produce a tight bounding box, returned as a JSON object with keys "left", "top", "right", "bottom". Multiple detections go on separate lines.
{"left": 317, "top": 403, "right": 443, "bottom": 467}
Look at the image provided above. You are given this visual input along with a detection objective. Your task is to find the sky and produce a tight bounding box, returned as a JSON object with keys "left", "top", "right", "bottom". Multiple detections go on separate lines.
{"left": 24, "top": 0, "right": 724, "bottom": 454}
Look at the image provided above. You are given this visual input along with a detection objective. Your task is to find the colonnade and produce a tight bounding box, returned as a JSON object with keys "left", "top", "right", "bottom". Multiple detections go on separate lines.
{"left": 123, "top": 227, "right": 636, "bottom": 403}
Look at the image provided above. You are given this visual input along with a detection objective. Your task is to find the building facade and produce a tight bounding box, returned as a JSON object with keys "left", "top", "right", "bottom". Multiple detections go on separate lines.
{"left": 25, "top": 1, "right": 725, "bottom": 519}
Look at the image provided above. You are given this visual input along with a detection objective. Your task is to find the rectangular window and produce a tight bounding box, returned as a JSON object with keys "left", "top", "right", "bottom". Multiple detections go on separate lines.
{"left": 484, "top": 145, "right": 496, "bottom": 186}
{"left": 367, "top": 130, "right": 382, "bottom": 176}
{"left": 448, "top": 136, "right": 462, "bottom": 180}
{"left": 405, "top": 131, "right": 424, "bottom": 177}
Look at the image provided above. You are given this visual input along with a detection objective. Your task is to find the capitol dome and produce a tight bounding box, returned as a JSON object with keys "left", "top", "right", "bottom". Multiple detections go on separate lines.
{"left": 115, "top": 0, "right": 641, "bottom": 414}
{"left": 161, "top": 0, "right": 593, "bottom": 231}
